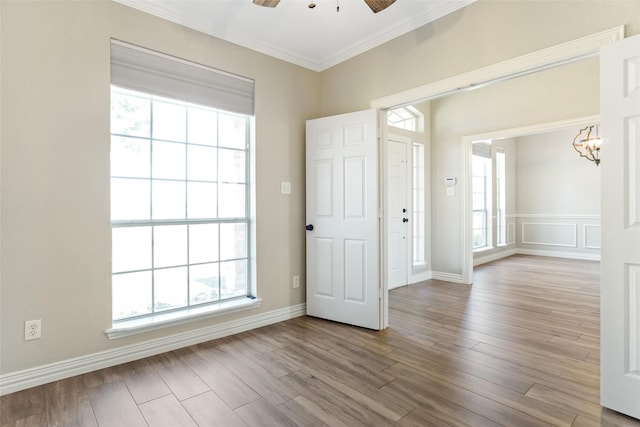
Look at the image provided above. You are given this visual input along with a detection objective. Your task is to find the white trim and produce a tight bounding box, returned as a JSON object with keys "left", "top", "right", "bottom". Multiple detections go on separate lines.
{"left": 431, "top": 271, "right": 466, "bottom": 284}
{"left": 368, "top": 27, "right": 622, "bottom": 295}
{"left": 516, "top": 248, "right": 600, "bottom": 262}
{"left": 106, "top": 298, "right": 262, "bottom": 340}
{"left": 521, "top": 222, "right": 578, "bottom": 248}
{"left": 409, "top": 270, "right": 431, "bottom": 284}
{"left": 114, "top": 0, "right": 474, "bottom": 72}
{"left": 515, "top": 213, "right": 601, "bottom": 220}
{"left": 584, "top": 224, "right": 602, "bottom": 250}
{"left": 371, "top": 26, "right": 624, "bottom": 108}
{"left": 0, "top": 303, "right": 306, "bottom": 396}
{"left": 507, "top": 223, "right": 516, "bottom": 245}
{"left": 474, "top": 248, "right": 518, "bottom": 266}
{"left": 319, "top": 1, "right": 474, "bottom": 71}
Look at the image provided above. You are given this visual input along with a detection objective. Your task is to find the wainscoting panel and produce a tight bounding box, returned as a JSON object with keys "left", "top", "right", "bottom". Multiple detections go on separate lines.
{"left": 514, "top": 214, "right": 601, "bottom": 260}
{"left": 521, "top": 222, "right": 577, "bottom": 248}
{"left": 584, "top": 224, "right": 602, "bottom": 249}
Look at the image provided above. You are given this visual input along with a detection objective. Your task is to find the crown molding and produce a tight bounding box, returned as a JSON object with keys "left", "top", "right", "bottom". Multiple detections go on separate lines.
{"left": 114, "top": 0, "right": 474, "bottom": 72}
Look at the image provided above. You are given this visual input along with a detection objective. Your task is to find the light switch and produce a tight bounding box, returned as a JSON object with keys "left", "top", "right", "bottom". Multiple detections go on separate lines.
{"left": 281, "top": 181, "right": 292, "bottom": 195}
{"left": 446, "top": 187, "right": 455, "bottom": 196}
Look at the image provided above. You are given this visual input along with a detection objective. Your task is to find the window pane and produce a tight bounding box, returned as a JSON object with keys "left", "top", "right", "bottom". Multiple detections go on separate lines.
{"left": 152, "top": 181, "right": 186, "bottom": 220}
{"left": 111, "top": 178, "right": 150, "bottom": 221}
{"left": 111, "top": 136, "right": 150, "bottom": 178}
{"left": 154, "top": 225, "right": 187, "bottom": 268}
{"left": 112, "top": 226, "right": 152, "bottom": 273}
{"left": 218, "top": 113, "right": 246, "bottom": 149}
{"left": 189, "top": 263, "right": 219, "bottom": 304}
{"left": 218, "top": 183, "right": 245, "bottom": 218}
{"left": 472, "top": 176, "right": 485, "bottom": 194}
{"left": 153, "top": 100, "right": 186, "bottom": 142}
{"left": 187, "top": 182, "right": 217, "bottom": 219}
{"left": 187, "top": 145, "right": 217, "bottom": 182}
{"left": 154, "top": 267, "right": 188, "bottom": 312}
{"left": 472, "top": 155, "right": 486, "bottom": 172}
{"left": 472, "top": 211, "right": 486, "bottom": 230}
{"left": 473, "top": 229, "right": 486, "bottom": 249}
{"left": 111, "top": 85, "right": 249, "bottom": 322}
{"left": 218, "top": 148, "right": 245, "bottom": 183}
{"left": 189, "top": 224, "right": 219, "bottom": 264}
{"left": 220, "top": 260, "right": 247, "bottom": 298}
{"left": 472, "top": 193, "right": 485, "bottom": 210}
{"left": 188, "top": 107, "right": 217, "bottom": 146}
{"left": 111, "top": 90, "right": 150, "bottom": 137}
{"left": 113, "top": 271, "right": 152, "bottom": 320}
{"left": 220, "top": 223, "right": 247, "bottom": 260}
{"left": 153, "top": 141, "right": 186, "bottom": 180}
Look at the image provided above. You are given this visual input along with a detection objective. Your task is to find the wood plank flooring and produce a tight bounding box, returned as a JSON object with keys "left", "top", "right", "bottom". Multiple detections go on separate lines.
{"left": 2, "top": 255, "right": 640, "bottom": 426}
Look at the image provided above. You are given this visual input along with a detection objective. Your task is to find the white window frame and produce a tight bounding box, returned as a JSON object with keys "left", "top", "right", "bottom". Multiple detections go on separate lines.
{"left": 387, "top": 106, "right": 424, "bottom": 132}
{"left": 107, "top": 41, "right": 258, "bottom": 339}
{"left": 472, "top": 141, "right": 493, "bottom": 251}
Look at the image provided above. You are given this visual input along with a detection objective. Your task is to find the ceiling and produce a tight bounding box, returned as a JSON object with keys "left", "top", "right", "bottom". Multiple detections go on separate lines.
{"left": 114, "top": 0, "right": 475, "bottom": 71}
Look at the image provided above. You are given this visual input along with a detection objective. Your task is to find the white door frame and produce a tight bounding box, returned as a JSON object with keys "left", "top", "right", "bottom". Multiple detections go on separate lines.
{"left": 371, "top": 25, "right": 623, "bottom": 285}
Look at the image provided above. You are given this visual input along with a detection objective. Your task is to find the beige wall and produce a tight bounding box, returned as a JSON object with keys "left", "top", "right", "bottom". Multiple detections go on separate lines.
{"left": 319, "top": 0, "right": 639, "bottom": 276}
{"left": 2, "top": 0, "right": 639, "bottom": 378}
{"left": 0, "top": 1, "right": 319, "bottom": 374}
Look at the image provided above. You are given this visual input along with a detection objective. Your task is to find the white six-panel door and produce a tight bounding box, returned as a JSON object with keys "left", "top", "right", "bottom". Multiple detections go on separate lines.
{"left": 305, "top": 109, "right": 381, "bottom": 330}
{"left": 600, "top": 34, "right": 640, "bottom": 419}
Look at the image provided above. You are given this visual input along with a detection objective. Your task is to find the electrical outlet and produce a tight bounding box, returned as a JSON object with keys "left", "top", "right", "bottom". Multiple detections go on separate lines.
{"left": 25, "top": 319, "right": 41, "bottom": 341}
{"left": 293, "top": 275, "right": 300, "bottom": 289}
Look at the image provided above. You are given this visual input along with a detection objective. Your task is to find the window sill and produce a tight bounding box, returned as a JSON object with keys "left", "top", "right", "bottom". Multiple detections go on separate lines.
{"left": 105, "top": 297, "right": 262, "bottom": 340}
{"left": 473, "top": 246, "right": 493, "bottom": 253}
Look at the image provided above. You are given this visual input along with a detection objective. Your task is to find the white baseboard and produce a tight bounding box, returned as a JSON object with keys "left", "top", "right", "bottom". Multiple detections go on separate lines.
{"left": 474, "top": 248, "right": 518, "bottom": 266}
{"left": 516, "top": 248, "right": 600, "bottom": 261}
{"left": 409, "top": 270, "right": 431, "bottom": 284}
{"left": 431, "top": 271, "right": 466, "bottom": 284}
{"left": 0, "top": 303, "right": 307, "bottom": 396}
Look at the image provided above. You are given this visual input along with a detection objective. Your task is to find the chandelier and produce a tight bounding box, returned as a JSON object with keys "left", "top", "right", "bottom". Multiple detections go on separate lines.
{"left": 572, "top": 125, "right": 601, "bottom": 166}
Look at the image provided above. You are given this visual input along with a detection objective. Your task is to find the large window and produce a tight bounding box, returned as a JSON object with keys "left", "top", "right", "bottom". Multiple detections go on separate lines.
{"left": 472, "top": 142, "right": 492, "bottom": 250}
{"left": 110, "top": 41, "right": 254, "bottom": 324}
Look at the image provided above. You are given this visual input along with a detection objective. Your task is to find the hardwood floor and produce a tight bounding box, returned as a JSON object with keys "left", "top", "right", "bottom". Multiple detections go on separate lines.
{"left": 2, "top": 255, "right": 640, "bottom": 426}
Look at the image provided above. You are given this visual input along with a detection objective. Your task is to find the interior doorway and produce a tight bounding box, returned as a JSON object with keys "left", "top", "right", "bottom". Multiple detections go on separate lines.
{"left": 462, "top": 115, "right": 601, "bottom": 282}
{"left": 383, "top": 103, "right": 431, "bottom": 291}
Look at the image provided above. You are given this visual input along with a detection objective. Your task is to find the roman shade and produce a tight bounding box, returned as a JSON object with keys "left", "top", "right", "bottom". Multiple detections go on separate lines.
{"left": 472, "top": 141, "right": 492, "bottom": 158}
{"left": 110, "top": 40, "right": 254, "bottom": 116}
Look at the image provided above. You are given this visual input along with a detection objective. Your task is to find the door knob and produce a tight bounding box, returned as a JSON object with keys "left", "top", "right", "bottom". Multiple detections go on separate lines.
{"left": 306, "top": 224, "right": 314, "bottom": 231}
{"left": 402, "top": 208, "right": 407, "bottom": 213}
{"left": 402, "top": 218, "right": 409, "bottom": 223}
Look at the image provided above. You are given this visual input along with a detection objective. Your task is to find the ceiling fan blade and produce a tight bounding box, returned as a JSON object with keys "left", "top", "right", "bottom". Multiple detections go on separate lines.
{"left": 253, "top": 0, "right": 280, "bottom": 7}
{"left": 363, "top": 0, "right": 396, "bottom": 13}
